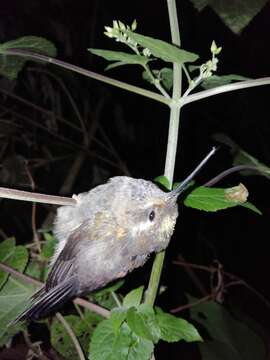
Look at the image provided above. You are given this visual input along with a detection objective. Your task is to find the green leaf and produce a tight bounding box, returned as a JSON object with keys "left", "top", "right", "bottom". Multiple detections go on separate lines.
{"left": 126, "top": 31, "right": 199, "bottom": 64}
{"left": 89, "top": 319, "right": 153, "bottom": 360}
{"left": 41, "top": 232, "right": 57, "bottom": 260}
{"left": 189, "top": 298, "right": 266, "bottom": 360}
{"left": 0, "top": 238, "right": 15, "bottom": 289}
{"left": 154, "top": 175, "right": 170, "bottom": 190}
{"left": 0, "top": 36, "right": 57, "bottom": 80}
{"left": 189, "top": 0, "right": 268, "bottom": 34}
{"left": 91, "top": 280, "right": 124, "bottom": 310}
{"left": 110, "top": 308, "right": 127, "bottom": 333}
{"left": 126, "top": 304, "right": 160, "bottom": 343}
{"left": 89, "top": 319, "right": 131, "bottom": 360}
{"left": 159, "top": 67, "right": 173, "bottom": 90}
{"left": 240, "top": 201, "right": 262, "bottom": 215}
{"left": 0, "top": 239, "right": 28, "bottom": 289}
{"left": 142, "top": 67, "right": 173, "bottom": 90}
{"left": 201, "top": 74, "right": 249, "bottom": 90}
{"left": 156, "top": 310, "right": 202, "bottom": 343}
{"left": 123, "top": 286, "right": 144, "bottom": 308}
{"left": 184, "top": 186, "right": 248, "bottom": 212}
{"left": 89, "top": 49, "right": 149, "bottom": 69}
{"left": 0, "top": 277, "right": 37, "bottom": 341}
{"left": 128, "top": 331, "right": 154, "bottom": 360}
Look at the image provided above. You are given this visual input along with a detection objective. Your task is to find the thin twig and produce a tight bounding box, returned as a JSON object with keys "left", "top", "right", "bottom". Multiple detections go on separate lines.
{"left": 171, "top": 294, "right": 212, "bottom": 313}
{"left": 56, "top": 312, "right": 85, "bottom": 360}
{"left": 24, "top": 161, "right": 41, "bottom": 253}
{"left": 3, "top": 49, "right": 170, "bottom": 106}
{"left": 173, "top": 259, "right": 270, "bottom": 310}
{"left": 0, "top": 187, "right": 76, "bottom": 206}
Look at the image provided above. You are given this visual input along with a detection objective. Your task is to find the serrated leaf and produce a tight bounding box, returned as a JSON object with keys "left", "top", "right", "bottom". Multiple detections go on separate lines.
{"left": 89, "top": 319, "right": 153, "bottom": 360}
{"left": 154, "top": 175, "right": 170, "bottom": 190}
{"left": 0, "top": 277, "right": 37, "bottom": 341}
{"left": 110, "top": 308, "right": 127, "bottom": 333}
{"left": 189, "top": 297, "right": 265, "bottom": 360}
{"left": 0, "top": 36, "right": 57, "bottom": 80}
{"left": 89, "top": 319, "right": 131, "bottom": 360}
{"left": 201, "top": 74, "right": 250, "bottom": 90}
{"left": 190, "top": 0, "right": 268, "bottom": 34}
{"left": 126, "top": 304, "right": 160, "bottom": 343}
{"left": 128, "top": 331, "right": 154, "bottom": 360}
{"left": 184, "top": 186, "right": 247, "bottom": 212}
{"left": 89, "top": 49, "right": 149, "bottom": 68}
{"left": 156, "top": 310, "right": 202, "bottom": 343}
{"left": 0, "top": 239, "right": 28, "bottom": 289}
{"left": 126, "top": 31, "right": 198, "bottom": 64}
{"left": 123, "top": 286, "right": 144, "bottom": 308}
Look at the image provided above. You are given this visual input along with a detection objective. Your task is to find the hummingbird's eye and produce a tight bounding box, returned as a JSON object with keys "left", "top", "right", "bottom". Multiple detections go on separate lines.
{"left": 149, "top": 210, "right": 155, "bottom": 222}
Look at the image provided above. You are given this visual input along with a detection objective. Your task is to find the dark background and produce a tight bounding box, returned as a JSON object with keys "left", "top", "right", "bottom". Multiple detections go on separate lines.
{"left": 1, "top": 0, "right": 270, "bottom": 359}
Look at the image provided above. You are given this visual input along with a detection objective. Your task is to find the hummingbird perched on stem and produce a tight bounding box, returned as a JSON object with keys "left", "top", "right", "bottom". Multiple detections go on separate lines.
{"left": 13, "top": 147, "right": 216, "bottom": 323}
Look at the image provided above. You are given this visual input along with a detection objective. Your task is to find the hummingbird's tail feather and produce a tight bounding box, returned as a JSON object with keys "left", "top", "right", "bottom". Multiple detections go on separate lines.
{"left": 10, "top": 278, "right": 77, "bottom": 325}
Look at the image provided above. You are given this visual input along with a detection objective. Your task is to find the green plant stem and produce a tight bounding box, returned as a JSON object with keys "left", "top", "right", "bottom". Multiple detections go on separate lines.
{"left": 145, "top": 0, "right": 182, "bottom": 307}
{"left": 3, "top": 49, "right": 170, "bottom": 106}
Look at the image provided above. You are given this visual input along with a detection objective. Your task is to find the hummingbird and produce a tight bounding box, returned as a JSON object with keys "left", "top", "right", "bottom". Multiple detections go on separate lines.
{"left": 13, "top": 147, "right": 216, "bottom": 322}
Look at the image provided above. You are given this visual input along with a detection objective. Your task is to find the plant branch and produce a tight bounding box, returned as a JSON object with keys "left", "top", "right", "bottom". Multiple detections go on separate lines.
{"left": 145, "top": 0, "right": 182, "bottom": 306}
{"left": 3, "top": 49, "right": 170, "bottom": 106}
{"left": 0, "top": 187, "right": 76, "bottom": 206}
{"left": 55, "top": 312, "right": 86, "bottom": 360}
{"left": 181, "top": 77, "right": 270, "bottom": 106}
{"left": 0, "top": 262, "right": 110, "bottom": 318}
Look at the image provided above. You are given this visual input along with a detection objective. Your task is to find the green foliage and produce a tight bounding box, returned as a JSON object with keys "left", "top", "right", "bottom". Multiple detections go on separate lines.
{"left": 0, "top": 277, "right": 37, "bottom": 341}
{"left": 184, "top": 185, "right": 260, "bottom": 214}
{"left": 126, "top": 31, "right": 198, "bottom": 64}
{"left": 88, "top": 49, "right": 150, "bottom": 70}
{"left": 189, "top": 298, "right": 266, "bottom": 360}
{"left": 0, "top": 36, "right": 57, "bottom": 80}
{"left": 0, "top": 237, "right": 28, "bottom": 290}
{"left": 201, "top": 74, "right": 250, "bottom": 89}
{"left": 89, "top": 303, "right": 200, "bottom": 360}
{"left": 142, "top": 67, "right": 173, "bottom": 91}
{"left": 189, "top": 0, "right": 269, "bottom": 34}
{"left": 123, "top": 286, "right": 144, "bottom": 308}
{"left": 156, "top": 308, "right": 202, "bottom": 343}
{"left": 90, "top": 280, "right": 124, "bottom": 309}
{"left": 126, "top": 305, "right": 161, "bottom": 343}
{"left": 40, "top": 232, "right": 57, "bottom": 260}
{"left": 51, "top": 311, "right": 103, "bottom": 359}
{"left": 154, "top": 175, "right": 171, "bottom": 190}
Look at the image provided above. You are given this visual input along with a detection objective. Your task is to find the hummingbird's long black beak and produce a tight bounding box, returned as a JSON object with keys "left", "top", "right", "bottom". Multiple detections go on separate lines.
{"left": 168, "top": 147, "right": 217, "bottom": 200}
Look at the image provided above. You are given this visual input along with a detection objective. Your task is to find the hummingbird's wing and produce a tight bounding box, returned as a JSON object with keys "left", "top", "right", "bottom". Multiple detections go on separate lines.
{"left": 11, "top": 215, "right": 119, "bottom": 323}
{"left": 11, "top": 222, "right": 90, "bottom": 323}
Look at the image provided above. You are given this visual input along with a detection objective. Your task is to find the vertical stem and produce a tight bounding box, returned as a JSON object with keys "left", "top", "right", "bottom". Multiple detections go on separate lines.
{"left": 145, "top": 0, "right": 182, "bottom": 306}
